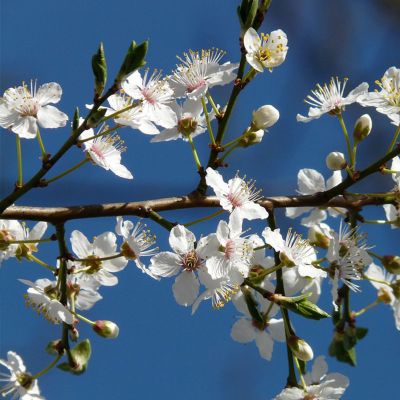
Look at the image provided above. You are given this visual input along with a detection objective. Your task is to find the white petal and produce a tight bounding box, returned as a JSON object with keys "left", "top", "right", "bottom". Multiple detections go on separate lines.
{"left": 35, "top": 82, "right": 62, "bottom": 105}
{"left": 230, "top": 318, "right": 256, "bottom": 343}
{"left": 172, "top": 271, "right": 199, "bottom": 306}
{"left": 268, "top": 318, "right": 286, "bottom": 342}
{"left": 311, "top": 355, "right": 328, "bottom": 383}
{"left": 298, "top": 168, "right": 326, "bottom": 194}
{"left": 11, "top": 116, "right": 38, "bottom": 138}
{"left": 205, "top": 168, "right": 229, "bottom": 196}
{"left": 149, "top": 252, "right": 182, "bottom": 277}
{"left": 70, "top": 230, "right": 92, "bottom": 258}
{"left": 37, "top": 105, "right": 68, "bottom": 129}
{"left": 169, "top": 225, "right": 195, "bottom": 254}
{"left": 243, "top": 28, "right": 261, "bottom": 54}
{"left": 238, "top": 202, "right": 268, "bottom": 221}
{"left": 109, "top": 162, "right": 133, "bottom": 179}
{"left": 28, "top": 222, "right": 47, "bottom": 241}
{"left": 93, "top": 232, "right": 117, "bottom": 256}
{"left": 255, "top": 331, "right": 274, "bottom": 360}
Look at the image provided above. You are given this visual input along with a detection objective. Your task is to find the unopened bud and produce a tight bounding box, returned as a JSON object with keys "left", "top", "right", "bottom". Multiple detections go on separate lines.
{"left": 251, "top": 105, "right": 279, "bottom": 130}
{"left": 69, "top": 326, "right": 79, "bottom": 342}
{"left": 239, "top": 128, "right": 264, "bottom": 147}
{"left": 308, "top": 225, "right": 331, "bottom": 249}
{"left": 353, "top": 114, "right": 372, "bottom": 142}
{"left": 326, "top": 152, "right": 347, "bottom": 171}
{"left": 93, "top": 320, "right": 119, "bottom": 339}
{"left": 288, "top": 336, "right": 314, "bottom": 361}
{"left": 383, "top": 255, "right": 400, "bottom": 274}
{"left": 46, "top": 339, "right": 63, "bottom": 355}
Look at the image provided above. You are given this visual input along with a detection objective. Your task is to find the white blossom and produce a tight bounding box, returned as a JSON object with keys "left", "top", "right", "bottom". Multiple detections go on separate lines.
{"left": 70, "top": 230, "right": 128, "bottom": 288}
{"left": 20, "top": 279, "right": 74, "bottom": 324}
{"left": 115, "top": 217, "right": 158, "bottom": 278}
{"left": 262, "top": 227, "right": 323, "bottom": 279}
{"left": 0, "top": 351, "right": 44, "bottom": 400}
{"left": 358, "top": 66, "right": 400, "bottom": 119}
{"left": 79, "top": 126, "right": 133, "bottom": 179}
{"left": 383, "top": 204, "right": 400, "bottom": 228}
{"left": 0, "top": 81, "right": 68, "bottom": 139}
{"left": 205, "top": 168, "right": 268, "bottom": 224}
{"left": 170, "top": 49, "right": 238, "bottom": 100}
{"left": 149, "top": 225, "right": 215, "bottom": 306}
{"left": 151, "top": 99, "right": 210, "bottom": 142}
{"left": 297, "top": 77, "right": 368, "bottom": 123}
{"left": 274, "top": 356, "right": 349, "bottom": 399}
{"left": 230, "top": 285, "right": 285, "bottom": 361}
{"left": 244, "top": 28, "right": 288, "bottom": 72}
{"left": 366, "top": 263, "right": 400, "bottom": 330}
{"left": 122, "top": 70, "right": 177, "bottom": 129}
{"left": 285, "top": 168, "right": 343, "bottom": 227}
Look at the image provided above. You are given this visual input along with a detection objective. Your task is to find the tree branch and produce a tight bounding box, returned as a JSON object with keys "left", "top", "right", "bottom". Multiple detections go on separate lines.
{"left": 0, "top": 192, "right": 397, "bottom": 222}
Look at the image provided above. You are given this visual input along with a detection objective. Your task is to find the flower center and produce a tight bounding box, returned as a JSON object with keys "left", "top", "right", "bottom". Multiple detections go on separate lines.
{"left": 19, "top": 98, "right": 39, "bottom": 117}
{"left": 16, "top": 372, "right": 34, "bottom": 390}
{"left": 90, "top": 143, "right": 105, "bottom": 160}
{"left": 224, "top": 240, "right": 236, "bottom": 260}
{"left": 141, "top": 88, "right": 157, "bottom": 105}
{"left": 81, "top": 255, "right": 102, "bottom": 274}
{"left": 178, "top": 117, "right": 198, "bottom": 136}
{"left": 187, "top": 79, "right": 207, "bottom": 93}
{"left": 121, "top": 241, "right": 137, "bottom": 260}
{"left": 181, "top": 250, "right": 202, "bottom": 271}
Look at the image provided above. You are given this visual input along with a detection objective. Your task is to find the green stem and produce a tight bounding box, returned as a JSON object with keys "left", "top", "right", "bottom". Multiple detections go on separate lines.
{"left": 73, "top": 312, "right": 95, "bottom": 325}
{"left": 100, "top": 102, "right": 140, "bottom": 123}
{"left": 31, "top": 354, "right": 62, "bottom": 380}
{"left": 222, "top": 136, "right": 242, "bottom": 149}
{"left": 354, "top": 299, "right": 382, "bottom": 317}
{"left": 352, "top": 142, "right": 358, "bottom": 170}
{"left": 184, "top": 209, "right": 225, "bottom": 227}
{"left": 27, "top": 254, "right": 57, "bottom": 272}
{"left": 16, "top": 135, "right": 23, "bottom": 188}
{"left": 293, "top": 357, "right": 307, "bottom": 391}
{"left": 362, "top": 274, "right": 391, "bottom": 287}
{"left": 242, "top": 67, "right": 257, "bottom": 83}
{"left": 363, "top": 219, "right": 394, "bottom": 225}
{"left": 44, "top": 158, "right": 89, "bottom": 184}
{"left": 381, "top": 168, "right": 400, "bottom": 174}
{"left": 206, "top": 93, "right": 220, "bottom": 117}
{"left": 78, "top": 124, "right": 122, "bottom": 143}
{"left": 202, "top": 97, "right": 216, "bottom": 145}
{"left": 338, "top": 114, "right": 354, "bottom": 169}
{"left": 387, "top": 125, "right": 400, "bottom": 154}
{"left": 367, "top": 251, "right": 383, "bottom": 261}
{"left": 220, "top": 143, "right": 240, "bottom": 162}
{"left": 187, "top": 134, "right": 202, "bottom": 171}
{"left": 146, "top": 209, "right": 175, "bottom": 231}
{"left": 36, "top": 128, "right": 47, "bottom": 158}
{"left": 73, "top": 252, "right": 124, "bottom": 263}
{"left": 1, "top": 236, "right": 55, "bottom": 244}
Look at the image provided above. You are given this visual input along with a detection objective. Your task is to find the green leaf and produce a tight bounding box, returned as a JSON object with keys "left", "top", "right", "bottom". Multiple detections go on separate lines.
{"left": 57, "top": 339, "right": 91, "bottom": 375}
{"left": 92, "top": 43, "right": 107, "bottom": 97}
{"left": 237, "top": 0, "right": 258, "bottom": 31}
{"left": 116, "top": 40, "right": 148, "bottom": 82}
{"left": 355, "top": 327, "right": 368, "bottom": 340}
{"left": 87, "top": 108, "right": 107, "bottom": 128}
{"left": 278, "top": 293, "right": 330, "bottom": 320}
{"left": 72, "top": 107, "right": 80, "bottom": 131}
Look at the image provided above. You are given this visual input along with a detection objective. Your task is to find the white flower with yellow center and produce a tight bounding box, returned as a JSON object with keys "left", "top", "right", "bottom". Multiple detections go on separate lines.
{"left": 170, "top": 49, "right": 238, "bottom": 100}
{"left": 79, "top": 127, "right": 133, "bottom": 179}
{"left": 151, "top": 99, "right": 210, "bottom": 142}
{"left": 205, "top": 167, "right": 268, "bottom": 225}
{"left": 0, "top": 351, "right": 44, "bottom": 400}
{"left": 244, "top": 27, "right": 288, "bottom": 72}
{"left": 262, "top": 227, "right": 323, "bottom": 279}
{"left": 122, "top": 69, "right": 177, "bottom": 129}
{"left": 297, "top": 77, "right": 368, "bottom": 122}
{"left": 115, "top": 217, "right": 159, "bottom": 278}
{"left": 149, "top": 225, "right": 216, "bottom": 306}
{"left": 20, "top": 279, "right": 74, "bottom": 325}
{"left": 0, "top": 80, "right": 68, "bottom": 138}
{"left": 358, "top": 66, "right": 400, "bottom": 119}
{"left": 70, "top": 230, "right": 128, "bottom": 288}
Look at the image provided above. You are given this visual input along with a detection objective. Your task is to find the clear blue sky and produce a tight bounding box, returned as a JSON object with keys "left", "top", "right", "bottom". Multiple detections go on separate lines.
{"left": 1, "top": 0, "right": 399, "bottom": 399}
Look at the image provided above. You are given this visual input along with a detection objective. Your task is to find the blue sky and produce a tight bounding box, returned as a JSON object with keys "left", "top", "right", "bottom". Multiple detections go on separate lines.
{"left": 1, "top": 0, "right": 399, "bottom": 399}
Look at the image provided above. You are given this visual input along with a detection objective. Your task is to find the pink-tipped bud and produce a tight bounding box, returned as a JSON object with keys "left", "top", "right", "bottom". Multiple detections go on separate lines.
{"left": 93, "top": 320, "right": 119, "bottom": 339}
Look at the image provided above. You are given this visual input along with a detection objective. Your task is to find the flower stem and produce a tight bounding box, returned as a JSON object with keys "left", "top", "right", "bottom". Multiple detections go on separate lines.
{"left": 100, "top": 102, "right": 140, "bottom": 123}
{"left": 27, "top": 254, "right": 57, "bottom": 272}
{"left": 184, "top": 209, "right": 225, "bottom": 227}
{"left": 32, "top": 354, "right": 62, "bottom": 380}
{"left": 73, "top": 312, "right": 95, "bottom": 325}
{"left": 202, "top": 97, "right": 216, "bottom": 145}
{"left": 206, "top": 92, "right": 221, "bottom": 117}
{"left": 338, "top": 114, "right": 354, "bottom": 169}
{"left": 362, "top": 273, "right": 391, "bottom": 287}
{"left": 354, "top": 299, "right": 382, "bottom": 317}
{"left": 220, "top": 143, "right": 240, "bottom": 162}
{"left": 73, "top": 252, "right": 124, "bottom": 263}
{"left": 187, "top": 134, "right": 202, "bottom": 172}
{"left": 15, "top": 135, "right": 23, "bottom": 188}
{"left": 363, "top": 219, "right": 394, "bottom": 225}
{"left": 36, "top": 128, "right": 47, "bottom": 158}
{"left": 293, "top": 356, "right": 307, "bottom": 391}
{"left": 2, "top": 236, "right": 55, "bottom": 244}
{"left": 222, "top": 136, "right": 242, "bottom": 149}
{"left": 387, "top": 125, "right": 400, "bottom": 154}
{"left": 44, "top": 158, "right": 89, "bottom": 184}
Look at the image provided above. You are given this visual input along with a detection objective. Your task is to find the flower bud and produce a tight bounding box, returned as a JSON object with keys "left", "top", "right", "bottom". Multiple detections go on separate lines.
{"left": 353, "top": 114, "right": 372, "bottom": 142}
{"left": 252, "top": 105, "right": 279, "bottom": 130}
{"left": 93, "top": 320, "right": 119, "bottom": 339}
{"left": 326, "top": 152, "right": 347, "bottom": 171}
{"left": 308, "top": 225, "right": 331, "bottom": 249}
{"left": 239, "top": 128, "right": 264, "bottom": 147}
{"left": 288, "top": 336, "right": 314, "bottom": 361}
{"left": 382, "top": 255, "right": 400, "bottom": 274}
